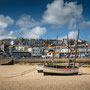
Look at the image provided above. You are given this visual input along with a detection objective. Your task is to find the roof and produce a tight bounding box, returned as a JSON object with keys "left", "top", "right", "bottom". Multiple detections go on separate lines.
{"left": 48, "top": 51, "right": 59, "bottom": 53}
{"left": 12, "top": 50, "right": 30, "bottom": 53}
{"left": 8, "top": 45, "right": 14, "bottom": 47}
{"left": 16, "top": 45, "right": 29, "bottom": 47}
{"left": 72, "top": 50, "right": 80, "bottom": 53}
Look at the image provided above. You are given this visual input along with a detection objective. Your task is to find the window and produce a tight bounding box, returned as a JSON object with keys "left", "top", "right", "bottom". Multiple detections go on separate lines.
{"left": 49, "top": 53, "right": 51, "bottom": 55}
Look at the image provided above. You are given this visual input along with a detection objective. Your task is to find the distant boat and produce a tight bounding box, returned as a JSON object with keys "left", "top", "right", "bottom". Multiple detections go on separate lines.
{"left": 36, "top": 64, "right": 44, "bottom": 73}
{"left": 1, "top": 59, "right": 14, "bottom": 65}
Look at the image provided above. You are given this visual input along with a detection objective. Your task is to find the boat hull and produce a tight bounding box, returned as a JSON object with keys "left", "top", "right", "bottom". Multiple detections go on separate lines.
{"left": 36, "top": 64, "right": 44, "bottom": 73}
{"left": 43, "top": 66, "right": 79, "bottom": 75}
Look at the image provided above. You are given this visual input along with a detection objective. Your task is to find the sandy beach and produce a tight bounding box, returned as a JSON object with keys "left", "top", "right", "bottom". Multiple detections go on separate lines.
{"left": 0, "top": 64, "right": 90, "bottom": 90}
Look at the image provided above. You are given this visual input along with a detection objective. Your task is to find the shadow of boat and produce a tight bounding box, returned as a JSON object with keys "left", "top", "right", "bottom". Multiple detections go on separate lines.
{"left": 1, "top": 60, "right": 14, "bottom": 65}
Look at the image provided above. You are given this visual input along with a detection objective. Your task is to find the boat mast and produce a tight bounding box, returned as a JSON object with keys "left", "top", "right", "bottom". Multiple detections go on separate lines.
{"left": 52, "top": 35, "right": 58, "bottom": 62}
{"left": 67, "top": 34, "right": 70, "bottom": 65}
{"left": 74, "top": 30, "right": 80, "bottom": 67}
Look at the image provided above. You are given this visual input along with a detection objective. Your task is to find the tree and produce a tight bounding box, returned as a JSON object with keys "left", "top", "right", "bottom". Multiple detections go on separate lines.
{"left": 69, "top": 40, "right": 75, "bottom": 45}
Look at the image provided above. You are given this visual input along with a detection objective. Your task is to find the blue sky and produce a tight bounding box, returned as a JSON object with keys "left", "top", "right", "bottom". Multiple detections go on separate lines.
{"left": 0, "top": 0, "right": 90, "bottom": 41}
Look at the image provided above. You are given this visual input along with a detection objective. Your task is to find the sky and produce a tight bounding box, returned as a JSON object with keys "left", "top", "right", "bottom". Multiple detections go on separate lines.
{"left": 0, "top": 0, "right": 90, "bottom": 41}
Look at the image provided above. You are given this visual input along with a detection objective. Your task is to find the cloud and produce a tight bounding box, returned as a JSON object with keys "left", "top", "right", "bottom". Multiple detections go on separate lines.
{"left": 0, "top": 28, "right": 16, "bottom": 40}
{"left": 42, "top": 0, "right": 83, "bottom": 29}
{"left": 0, "top": 14, "right": 46, "bottom": 40}
{"left": 19, "top": 26, "right": 46, "bottom": 39}
{"left": 0, "top": 15, "right": 14, "bottom": 28}
{"left": 78, "top": 21, "right": 90, "bottom": 29}
{"left": 16, "top": 14, "right": 46, "bottom": 39}
{"left": 68, "top": 18, "right": 77, "bottom": 30}
{"left": 16, "top": 14, "right": 39, "bottom": 28}
{"left": 0, "top": 31, "right": 16, "bottom": 40}
{"left": 0, "top": 15, "right": 15, "bottom": 40}
{"left": 59, "top": 31, "right": 78, "bottom": 39}
{"left": 67, "top": 31, "right": 78, "bottom": 39}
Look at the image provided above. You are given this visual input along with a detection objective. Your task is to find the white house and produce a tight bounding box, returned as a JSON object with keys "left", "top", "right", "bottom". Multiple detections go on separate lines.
{"left": 15, "top": 45, "right": 29, "bottom": 51}
{"left": 60, "top": 48, "right": 71, "bottom": 53}
{"left": 32, "top": 47, "right": 44, "bottom": 57}
{"left": 60, "top": 48, "right": 71, "bottom": 58}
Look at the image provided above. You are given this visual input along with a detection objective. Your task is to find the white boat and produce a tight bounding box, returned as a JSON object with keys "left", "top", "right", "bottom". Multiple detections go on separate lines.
{"left": 43, "top": 65, "right": 79, "bottom": 75}
{"left": 36, "top": 64, "right": 44, "bottom": 73}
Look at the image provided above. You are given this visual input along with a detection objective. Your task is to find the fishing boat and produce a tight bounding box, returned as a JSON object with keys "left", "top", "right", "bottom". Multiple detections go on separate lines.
{"left": 43, "top": 30, "right": 80, "bottom": 75}
{"left": 43, "top": 64, "right": 79, "bottom": 75}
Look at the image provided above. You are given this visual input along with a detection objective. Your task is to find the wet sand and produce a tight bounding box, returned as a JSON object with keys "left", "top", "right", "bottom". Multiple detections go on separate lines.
{"left": 0, "top": 64, "right": 90, "bottom": 90}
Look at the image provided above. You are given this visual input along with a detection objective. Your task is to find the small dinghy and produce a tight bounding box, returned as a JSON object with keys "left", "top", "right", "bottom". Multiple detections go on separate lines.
{"left": 36, "top": 64, "right": 44, "bottom": 73}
